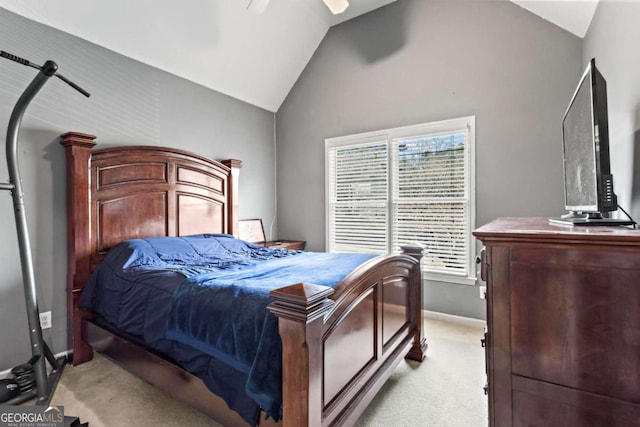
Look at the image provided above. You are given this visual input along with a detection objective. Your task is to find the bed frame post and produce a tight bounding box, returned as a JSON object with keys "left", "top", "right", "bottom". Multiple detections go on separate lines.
{"left": 403, "top": 250, "right": 427, "bottom": 361}
{"left": 222, "top": 159, "right": 242, "bottom": 238}
{"left": 60, "top": 131, "right": 96, "bottom": 365}
{"left": 268, "top": 283, "right": 335, "bottom": 427}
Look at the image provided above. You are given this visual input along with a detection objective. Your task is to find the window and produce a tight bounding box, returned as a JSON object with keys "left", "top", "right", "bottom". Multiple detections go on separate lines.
{"left": 326, "top": 116, "right": 476, "bottom": 285}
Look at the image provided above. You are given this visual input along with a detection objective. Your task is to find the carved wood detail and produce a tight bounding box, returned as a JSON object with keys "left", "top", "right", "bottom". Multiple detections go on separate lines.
{"left": 61, "top": 131, "right": 97, "bottom": 364}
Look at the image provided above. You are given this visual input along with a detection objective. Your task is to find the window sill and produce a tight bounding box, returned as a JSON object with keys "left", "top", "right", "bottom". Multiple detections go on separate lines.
{"left": 422, "top": 270, "right": 477, "bottom": 286}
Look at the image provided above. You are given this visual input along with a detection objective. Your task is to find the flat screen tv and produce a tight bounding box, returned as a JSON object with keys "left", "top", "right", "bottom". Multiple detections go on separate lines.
{"left": 551, "top": 58, "right": 634, "bottom": 226}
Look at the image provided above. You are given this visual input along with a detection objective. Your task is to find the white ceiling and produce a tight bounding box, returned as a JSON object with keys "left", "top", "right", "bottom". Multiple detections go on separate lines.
{"left": 511, "top": 0, "right": 599, "bottom": 38}
{"left": 0, "top": 0, "right": 395, "bottom": 112}
{"left": 0, "top": 0, "right": 596, "bottom": 113}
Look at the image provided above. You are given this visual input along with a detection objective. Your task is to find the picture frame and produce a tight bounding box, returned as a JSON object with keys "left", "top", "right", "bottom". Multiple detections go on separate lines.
{"left": 238, "top": 218, "right": 266, "bottom": 243}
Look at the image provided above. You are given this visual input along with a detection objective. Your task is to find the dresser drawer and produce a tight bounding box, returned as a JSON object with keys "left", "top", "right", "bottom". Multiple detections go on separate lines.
{"left": 510, "top": 247, "right": 640, "bottom": 404}
{"left": 512, "top": 376, "right": 640, "bottom": 426}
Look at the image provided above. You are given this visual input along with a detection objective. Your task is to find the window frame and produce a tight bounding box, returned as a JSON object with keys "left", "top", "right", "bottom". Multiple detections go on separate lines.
{"left": 325, "top": 116, "right": 476, "bottom": 285}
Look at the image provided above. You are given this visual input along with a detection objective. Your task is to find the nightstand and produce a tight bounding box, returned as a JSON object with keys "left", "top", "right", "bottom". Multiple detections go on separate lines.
{"left": 260, "top": 240, "right": 306, "bottom": 251}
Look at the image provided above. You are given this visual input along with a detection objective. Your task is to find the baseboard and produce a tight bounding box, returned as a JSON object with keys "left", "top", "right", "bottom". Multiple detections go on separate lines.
{"left": 424, "top": 310, "right": 485, "bottom": 329}
{"left": 0, "top": 350, "right": 70, "bottom": 379}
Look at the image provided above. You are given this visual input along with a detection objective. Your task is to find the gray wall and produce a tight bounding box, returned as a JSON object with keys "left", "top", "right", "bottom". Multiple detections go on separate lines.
{"left": 275, "top": 0, "right": 583, "bottom": 319}
{"left": 583, "top": 3, "right": 640, "bottom": 222}
{"left": 0, "top": 8, "right": 276, "bottom": 371}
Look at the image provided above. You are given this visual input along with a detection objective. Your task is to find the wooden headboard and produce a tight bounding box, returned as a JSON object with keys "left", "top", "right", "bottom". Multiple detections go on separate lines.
{"left": 60, "top": 131, "right": 242, "bottom": 363}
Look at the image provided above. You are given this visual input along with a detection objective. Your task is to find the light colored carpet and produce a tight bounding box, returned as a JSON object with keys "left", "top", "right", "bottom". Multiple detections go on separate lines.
{"left": 354, "top": 319, "right": 488, "bottom": 427}
{"left": 49, "top": 318, "right": 488, "bottom": 426}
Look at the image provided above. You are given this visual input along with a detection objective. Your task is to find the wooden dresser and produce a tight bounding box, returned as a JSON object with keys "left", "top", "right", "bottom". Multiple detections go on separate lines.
{"left": 473, "top": 217, "right": 640, "bottom": 426}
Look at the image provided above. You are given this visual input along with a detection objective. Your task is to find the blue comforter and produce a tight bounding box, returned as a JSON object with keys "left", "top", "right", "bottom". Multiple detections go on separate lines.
{"left": 79, "top": 234, "right": 375, "bottom": 424}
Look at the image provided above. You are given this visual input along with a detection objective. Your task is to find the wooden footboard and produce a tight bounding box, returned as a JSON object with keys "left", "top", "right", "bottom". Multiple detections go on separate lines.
{"left": 269, "top": 251, "right": 425, "bottom": 427}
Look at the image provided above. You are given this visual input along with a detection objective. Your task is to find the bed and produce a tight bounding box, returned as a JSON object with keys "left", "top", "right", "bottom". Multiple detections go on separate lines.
{"left": 61, "top": 131, "right": 427, "bottom": 426}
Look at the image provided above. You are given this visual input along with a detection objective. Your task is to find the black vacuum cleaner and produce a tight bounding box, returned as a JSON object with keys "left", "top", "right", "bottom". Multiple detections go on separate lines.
{"left": 0, "top": 50, "right": 90, "bottom": 407}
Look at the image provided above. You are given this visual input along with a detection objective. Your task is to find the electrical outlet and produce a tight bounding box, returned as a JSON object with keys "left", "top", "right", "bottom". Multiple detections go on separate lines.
{"left": 479, "top": 286, "right": 487, "bottom": 299}
{"left": 39, "top": 311, "right": 52, "bottom": 329}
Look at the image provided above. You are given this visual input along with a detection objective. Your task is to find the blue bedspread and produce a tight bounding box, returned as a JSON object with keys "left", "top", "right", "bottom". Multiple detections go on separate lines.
{"left": 167, "top": 250, "right": 375, "bottom": 419}
{"left": 78, "top": 234, "right": 375, "bottom": 424}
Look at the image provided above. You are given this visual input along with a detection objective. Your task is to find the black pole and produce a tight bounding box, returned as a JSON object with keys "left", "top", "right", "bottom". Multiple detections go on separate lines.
{"left": 5, "top": 60, "right": 58, "bottom": 401}
{"left": 1, "top": 51, "right": 87, "bottom": 405}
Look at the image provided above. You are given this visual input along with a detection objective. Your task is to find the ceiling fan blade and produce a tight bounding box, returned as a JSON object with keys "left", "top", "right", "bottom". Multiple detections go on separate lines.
{"left": 247, "top": 0, "right": 349, "bottom": 16}
{"left": 323, "top": 0, "right": 349, "bottom": 15}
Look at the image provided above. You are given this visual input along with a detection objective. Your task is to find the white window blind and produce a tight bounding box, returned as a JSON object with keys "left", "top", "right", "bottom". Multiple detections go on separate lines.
{"left": 392, "top": 133, "right": 468, "bottom": 275}
{"left": 328, "top": 140, "right": 389, "bottom": 253}
{"left": 326, "top": 117, "right": 476, "bottom": 284}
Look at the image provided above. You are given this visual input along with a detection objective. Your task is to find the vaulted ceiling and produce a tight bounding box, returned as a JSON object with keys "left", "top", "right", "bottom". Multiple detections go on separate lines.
{"left": 0, "top": 0, "right": 596, "bottom": 113}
